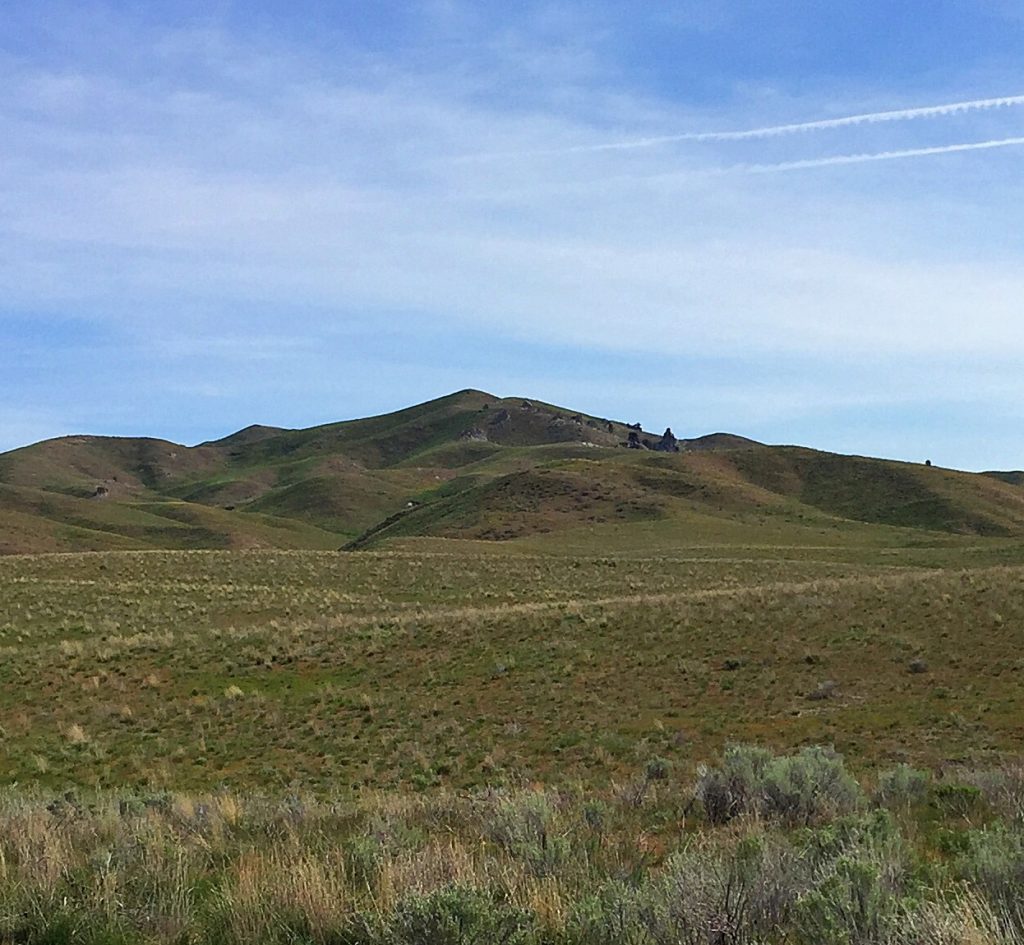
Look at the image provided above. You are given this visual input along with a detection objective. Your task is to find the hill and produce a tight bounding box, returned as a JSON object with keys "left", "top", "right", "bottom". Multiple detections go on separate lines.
{"left": 2, "top": 389, "right": 1023, "bottom": 553}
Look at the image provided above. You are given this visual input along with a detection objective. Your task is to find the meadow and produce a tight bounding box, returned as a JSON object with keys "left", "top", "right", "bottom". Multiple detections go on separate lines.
{"left": 3, "top": 533, "right": 1024, "bottom": 942}
{"left": 3, "top": 538, "right": 1024, "bottom": 791}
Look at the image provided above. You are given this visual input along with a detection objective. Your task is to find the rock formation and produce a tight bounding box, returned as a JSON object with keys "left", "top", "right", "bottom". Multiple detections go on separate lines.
{"left": 655, "top": 428, "right": 680, "bottom": 452}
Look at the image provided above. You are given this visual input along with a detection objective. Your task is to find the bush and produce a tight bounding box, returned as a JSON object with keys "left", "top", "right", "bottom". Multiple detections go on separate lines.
{"left": 794, "top": 812, "right": 914, "bottom": 945}
{"left": 930, "top": 784, "right": 985, "bottom": 821}
{"left": 487, "top": 792, "right": 569, "bottom": 878}
{"left": 875, "top": 765, "right": 930, "bottom": 809}
{"left": 641, "top": 834, "right": 803, "bottom": 945}
{"left": 954, "top": 826, "right": 1024, "bottom": 935}
{"left": 566, "top": 881, "right": 647, "bottom": 945}
{"left": 387, "top": 885, "right": 536, "bottom": 945}
{"left": 795, "top": 856, "right": 903, "bottom": 945}
{"left": 967, "top": 762, "right": 1024, "bottom": 825}
{"left": 696, "top": 745, "right": 863, "bottom": 826}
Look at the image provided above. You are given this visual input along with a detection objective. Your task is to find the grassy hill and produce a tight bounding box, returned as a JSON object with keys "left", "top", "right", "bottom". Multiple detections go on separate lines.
{"left": 2, "top": 389, "right": 1023, "bottom": 553}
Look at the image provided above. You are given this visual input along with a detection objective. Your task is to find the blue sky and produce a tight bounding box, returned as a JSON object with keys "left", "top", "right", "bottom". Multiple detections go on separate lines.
{"left": 3, "top": 1, "right": 1024, "bottom": 469}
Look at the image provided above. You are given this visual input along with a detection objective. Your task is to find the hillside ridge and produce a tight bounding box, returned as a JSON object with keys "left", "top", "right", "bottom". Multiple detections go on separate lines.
{"left": 1, "top": 390, "right": 1022, "bottom": 554}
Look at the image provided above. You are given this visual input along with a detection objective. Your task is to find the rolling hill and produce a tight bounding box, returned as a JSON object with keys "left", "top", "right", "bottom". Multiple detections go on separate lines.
{"left": 2, "top": 388, "right": 1023, "bottom": 554}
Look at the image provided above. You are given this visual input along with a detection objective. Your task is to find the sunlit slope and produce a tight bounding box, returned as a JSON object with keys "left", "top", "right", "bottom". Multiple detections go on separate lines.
{"left": 2, "top": 389, "right": 1023, "bottom": 553}
{"left": 351, "top": 446, "right": 1024, "bottom": 547}
{"left": 0, "top": 483, "right": 341, "bottom": 553}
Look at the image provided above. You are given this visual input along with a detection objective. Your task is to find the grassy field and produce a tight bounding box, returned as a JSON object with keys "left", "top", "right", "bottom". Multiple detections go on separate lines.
{"left": 4, "top": 531, "right": 1024, "bottom": 793}
{"left": 4, "top": 522, "right": 1024, "bottom": 942}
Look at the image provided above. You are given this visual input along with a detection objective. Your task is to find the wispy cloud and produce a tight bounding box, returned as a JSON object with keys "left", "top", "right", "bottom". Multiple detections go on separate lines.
{"left": 735, "top": 134, "right": 1024, "bottom": 173}
{"left": 466, "top": 92, "right": 1024, "bottom": 158}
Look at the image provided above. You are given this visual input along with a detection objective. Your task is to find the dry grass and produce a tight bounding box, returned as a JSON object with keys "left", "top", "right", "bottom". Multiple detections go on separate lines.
{"left": 0, "top": 753, "right": 1021, "bottom": 944}
{"left": 2, "top": 547, "right": 1024, "bottom": 790}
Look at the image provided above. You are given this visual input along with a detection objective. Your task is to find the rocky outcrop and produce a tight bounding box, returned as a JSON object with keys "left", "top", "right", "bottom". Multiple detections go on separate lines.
{"left": 655, "top": 428, "right": 680, "bottom": 453}
{"left": 458, "top": 428, "right": 488, "bottom": 442}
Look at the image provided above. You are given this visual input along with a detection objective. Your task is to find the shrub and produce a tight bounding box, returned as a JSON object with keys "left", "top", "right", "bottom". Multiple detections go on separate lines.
{"left": 794, "top": 856, "right": 903, "bottom": 945}
{"left": 794, "top": 811, "right": 913, "bottom": 945}
{"left": 640, "top": 834, "right": 803, "bottom": 945}
{"left": 954, "top": 826, "right": 1024, "bottom": 934}
{"left": 696, "top": 745, "right": 863, "bottom": 826}
{"left": 623, "top": 757, "right": 673, "bottom": 808}
{"left": 695, "top": 745, "right": 774, "bottom": 824}
{"left": 566, "top": 881, "right": 647, "bottom": 945}
{"left": 875, "top": 765, "right": 930, "bottom": 809}
{"left": 967, "top": 762, "right": 1024, "bottom": 825}
{"left": 930, "top": 783, "right": 986, "bottom": 821}
{"left": 387, "top": 885, "right": 536, "bottom": 945}
{"left": 487, "top": 792, "right": 569, "bottom": 878}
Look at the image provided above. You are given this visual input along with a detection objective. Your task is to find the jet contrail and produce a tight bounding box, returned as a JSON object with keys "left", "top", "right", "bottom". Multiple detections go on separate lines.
{"left": 735, "top": 135, "right": 1024, "bottom": 173}
{"left": 463, "top": 93, "right": 1024, "bottom": 160}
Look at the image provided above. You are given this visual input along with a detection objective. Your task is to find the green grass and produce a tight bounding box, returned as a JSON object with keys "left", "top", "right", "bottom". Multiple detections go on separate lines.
{"left": 4, "top": 390, "right": 1024, "bottom": 554}
{"left": 3, "top": 536, "right": 1024, "bottom": 793}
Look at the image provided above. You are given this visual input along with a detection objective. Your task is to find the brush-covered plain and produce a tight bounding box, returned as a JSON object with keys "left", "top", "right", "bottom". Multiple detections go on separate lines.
{"left": 4, "top": 537, "right": 1024, "bottom": 792}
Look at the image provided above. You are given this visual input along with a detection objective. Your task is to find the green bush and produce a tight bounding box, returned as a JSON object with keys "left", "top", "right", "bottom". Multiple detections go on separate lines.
{"left": 795, "top": 856, "right": 902, "bottom": 945}
{"left": 640, "top": 834, "right": 802, "bottom": 945}
{"left": 697, "top": 745, "right": 863, "bottom": 826}
{"left": 955, "top": 826, "right": 1024, "bottom": 934}
{"left": 387, "top": 885, "right": 536, "bottom": 945}
{"left": 930, "top": 783, "right": 985, "bottom": 821}
{"left": 795, "top": 811, "right": 916, "bottom": 945}
{"left": 487, "top": 792, "right": 570, "bottom": 878}
{"left": 875, "top": 765, "right": 930, "bottom": 809}
{"left": 566, "top": 881, "right": 647, "bottom": 945}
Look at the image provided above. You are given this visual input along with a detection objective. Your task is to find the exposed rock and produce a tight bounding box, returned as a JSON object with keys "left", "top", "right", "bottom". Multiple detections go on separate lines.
{"left": 458, "top": 428, "right": 488, "bottom": 442}
{"left": 92, "top": 485, "right": 110, "bottom": 499}
{"left": 655, "top": 427, "right": 680, "bottom": 453}
{"left": 489, "top": 409, "right": 511, "bottom": 425}
{"left": 627, "top": 431, "right": 645, "bottom": 449}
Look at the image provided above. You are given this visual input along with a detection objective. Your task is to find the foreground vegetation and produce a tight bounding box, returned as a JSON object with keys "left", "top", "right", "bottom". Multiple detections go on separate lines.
{"left": 5, "top": 746, "right": 1024, "bottom": 944}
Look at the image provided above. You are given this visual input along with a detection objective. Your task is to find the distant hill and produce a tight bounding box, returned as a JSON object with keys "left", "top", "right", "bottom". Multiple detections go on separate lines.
{"left": 2, "top": 389, "right": 1023, "bottom": 553}
{"left": 985, "top": 470, "right": 1024, "bottom": 487}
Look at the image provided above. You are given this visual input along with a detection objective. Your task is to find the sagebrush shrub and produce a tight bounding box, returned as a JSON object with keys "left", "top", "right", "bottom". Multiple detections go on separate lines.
{"left": 875, "top": 765, "right": 930, "bottom": 809}
{"left": 696, "top": 745, "right": 863, "bottom": 826}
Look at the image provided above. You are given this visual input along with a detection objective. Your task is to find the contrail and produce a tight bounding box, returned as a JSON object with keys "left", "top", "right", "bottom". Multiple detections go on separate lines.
{"left": 734, "top": 135, "right": 1024, "bottom": 173}
{"left": 463, "top": 93, "right": 1024, "bottom": 159}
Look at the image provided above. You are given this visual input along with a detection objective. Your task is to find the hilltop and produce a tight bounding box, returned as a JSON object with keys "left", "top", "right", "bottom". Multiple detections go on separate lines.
{"left": 1, "top": 388, "right": 1023, "bottom": 554}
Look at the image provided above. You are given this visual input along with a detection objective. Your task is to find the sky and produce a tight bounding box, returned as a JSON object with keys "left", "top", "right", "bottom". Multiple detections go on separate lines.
{"left": 2, "top": 1, "right": 1024, "bottom": 470}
